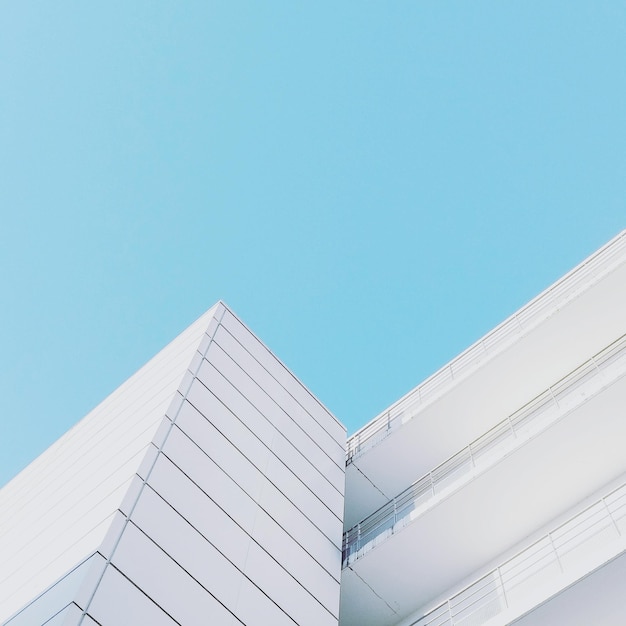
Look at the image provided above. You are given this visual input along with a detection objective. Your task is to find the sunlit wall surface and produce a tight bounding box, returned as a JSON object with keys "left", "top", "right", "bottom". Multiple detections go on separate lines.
{"left": 1, "top": 302, "right": 345, "bottom": 626}
{"left": 4, "top": 233, "right": 626, "bottom": 626}
{"left": 339, "top": 231, "right": 626, "bottom": 626}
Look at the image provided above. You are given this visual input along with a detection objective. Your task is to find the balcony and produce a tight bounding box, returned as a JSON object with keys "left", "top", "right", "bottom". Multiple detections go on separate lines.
{"left": 339, "top": 338, "right": 626, "bottom": 626}
{"left": 344, "top": 234, "right": 626, "bottom": 531}
{"left": 346, "top": 231, "right": 626, "bottom": 465}
{"left": 409, "top": 479, "right": 626, "bottom": 626}
{"left": 343, "top": 333, "right": 626, "bottom": 568}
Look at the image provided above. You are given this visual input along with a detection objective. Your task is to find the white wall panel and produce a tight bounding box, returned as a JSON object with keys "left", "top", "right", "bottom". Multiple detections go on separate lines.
{"left": 1, "top": 325, "right": 207, "bottom": 515}
{"left": 111, "top": 523, "right": 239, "bottom": 625}
{"left": 87, "top": 566, "right": 178, "bottom": 626}
{"left": 0, "top": 302, "right": 344, "bottom": 625}
{"left": 0, "top": 461, "right": 140, "bottom": 584}
{"left": 0, "top": 514, "right": 113, "bottom": 623}
{"left": 135, "top": 457, "right": 339, "bottom": 626}
{"left": 164, "top": 423, "right": 265, "bottom": 507}
{"left": 235, "top": 577, "right": 297, "bottom": 626}
{"left": 44, "top": 604, "right": 82, "bottom": 626}
{"left": 172, "top": 401, "right": 342, "bottom": 542}
{"left": 212, "top": 326, "right": 345, "bottom": 463}
{"left": 205, "top": 343, "right": 345, "bottom": 472}
{"left": 220, "top": 309, "right": 345, "bottom": 443}
{"left": 196, "top": 356, "right": 345, "bottom": 487}
{"left": 148, "top": 449, "right": 339, "bottom": 598}
{"left": 176, "top": 395, "right": 271, "bottom": 480}
{"left": 187, "top": 372, "right": 344, "bottom": 510}
{"left": 0, "top": 306, "right": 219, "bottom": 625}
{"left": 161, "top": 423, "right": 340, "bottom": 573}
{"left": 263, "top": 453, "right": 343, "bottom": 540}
{"left": 187, "top": 372, "right": 275, "bottom": 454}
{"left": 144, "top": 457, "right": 252, "bottom": 569}
{"left": 270, "top": 426, "right": 345, "bottom": 514}
{"left": 243, "top": 540, "right": 338, "bottom": 626}
{"left": 251, "top": 503, "right": 340, "bottom": 585}
{"left": 129, "top": 492, "right": 243, "bottom": 612}
{"left": 3, "top": 556, "right": 94, "bottom": 626}
{"left": 254, "top": 478, "right": 341, "bottom": 572}
{"left": 158, "top": 427, "right": 262, "bottom": 528}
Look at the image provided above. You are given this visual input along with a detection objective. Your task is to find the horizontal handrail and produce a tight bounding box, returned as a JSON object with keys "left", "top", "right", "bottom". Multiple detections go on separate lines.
{"left": 346, "top": 230, "right": 626, "bottom": 462}
{"left": 342, "top": 333, "right": 626, "bottom": 566}
{"left": 411, "top": 480, "right": 626, "bottom": 626}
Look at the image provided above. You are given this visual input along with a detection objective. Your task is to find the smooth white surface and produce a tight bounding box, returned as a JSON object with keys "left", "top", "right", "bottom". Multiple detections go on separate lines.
{"left": 220, "top": 308, "right": 345, "bottom": 443}
{"left": 198, "top": 352, "right": 345, "bottom": 487}
{"left": 339, "top": 241, "right": 626, "bottom": 626}
{"left": 75, "top": 302, "right": 343, "bottom": 625}
{"left": 174, "top": 391, "right": 342, "bottom": 542}
{"left": 186, "top": 369, "right": 344, "bottom": 513}
{"left": 0, "top": 306, "right": 217, "bottom": 623}
{"left": 212, "top": 325, "right": 345, "bottom": 464}
{"left": 43, "top": 604, "right": 82, "bottom": 626}
{"left": 340, "top": 376, "right": 626, "bottom": 625}
{"left": 3, "top": 301, "right": 345, "bottom": 625}
{"left": 3, "top": 556, "right": 94, "bottom": 626}
{"left": 87, "top": 565, "right": 178, "bottom": 626}
{"left": 130, "top": 488, "right": 245, "bottom": 611}
{"left": 347, "top": 231, "right": 626, "bottom": 461}
{"left": 345, "top": 258, "right": 626, "bottom": 529}
{"left": 112, "top": 522, "right": 240, "bottom": 625}
{"left": 344, "top": 332, "right": 626, "bottom": 568}
{"left": 145, "top": 454, "right": 253, "bottom": 568}
{"left": 510, "top": 550, "right": 626, "bottom": 626}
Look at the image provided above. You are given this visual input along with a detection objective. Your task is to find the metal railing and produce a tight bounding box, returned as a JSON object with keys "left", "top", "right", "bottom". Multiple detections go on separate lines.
{"left": 411, "top": 481, "right": 626, "bottom": 626}
{"left": 342, "top": 333, "right": 626, "bottom": 567}
{"left": 346, "top": 231, "right": 626, "bottom": 463}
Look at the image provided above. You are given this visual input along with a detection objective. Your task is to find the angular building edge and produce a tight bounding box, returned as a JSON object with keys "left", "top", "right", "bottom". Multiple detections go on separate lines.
{"left": 1, "top": 301, "right": 346, "bottom": 626}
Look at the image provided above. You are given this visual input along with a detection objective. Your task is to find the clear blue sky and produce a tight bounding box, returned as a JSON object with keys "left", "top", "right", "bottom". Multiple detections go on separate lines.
{"left": 1, "top": 2, "right": 624, "bottom": 486}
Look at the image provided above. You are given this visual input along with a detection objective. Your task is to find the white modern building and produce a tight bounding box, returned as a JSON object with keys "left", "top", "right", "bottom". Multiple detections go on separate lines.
{"left": 2, "top": 231, "right": 626, "bottom": 625}
{"left": 0, "top": 304, "right": 345, "bottom": 626}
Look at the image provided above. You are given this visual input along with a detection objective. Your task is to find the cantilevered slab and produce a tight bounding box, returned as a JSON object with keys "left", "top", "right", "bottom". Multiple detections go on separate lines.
{"left": 345, "top": 233, "right": 626, "bottom": 529}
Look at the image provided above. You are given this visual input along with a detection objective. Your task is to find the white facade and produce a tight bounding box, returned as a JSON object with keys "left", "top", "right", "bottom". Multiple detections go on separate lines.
{"left": 3, "top": 232, "right": 626, "bottom": 625}
{"left": 340, "top": 230, "right": 626, "bottom": 626}
{"left": 0, "top": 302, "right": 345, "bottom": 626}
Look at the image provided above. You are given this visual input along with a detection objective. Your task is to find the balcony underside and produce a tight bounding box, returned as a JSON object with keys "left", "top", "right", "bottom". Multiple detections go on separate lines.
{"left": 509, "top": 548, "right": 626, "bottom": 626}
{"left": 345, "top": 261, "right": 626, "bottom": 529}
{"left": 339, "top": 375, "right": 626, "bottom": 626}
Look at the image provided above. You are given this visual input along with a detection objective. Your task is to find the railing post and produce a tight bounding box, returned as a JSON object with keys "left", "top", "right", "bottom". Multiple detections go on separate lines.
{"left": 590, "top": 355, "right": 601, "bottom": 374}
{"left": 602, "top": 497, "right": 621, "bottom": 537}
{"left": 548, "top": 386, "right": 559, "bottom": 408}
{"left": 506, "top": 414, "right": 517, "bottom": 437}
{"left": 547, "top": 532, "right": 564, "bottom": 573}
{"left": 496, "top": 567, "right": 509, "bottom": 608}
{"left": 446, "top": 599, "right": 453, "bottom": 625}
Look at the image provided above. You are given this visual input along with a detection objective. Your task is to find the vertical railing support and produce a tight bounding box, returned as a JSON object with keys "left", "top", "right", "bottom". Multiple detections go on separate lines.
{"left": 547, "top": 532, "right": 564, "bottom": 573}
{"left": 602, "top": 497, "right": 621, "bottom": 537}
{"left": 496, "top": 567, "right": 509, "bottom": 608}
{"left": 447, "top": 599, "right": 454, "bottom": 625}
